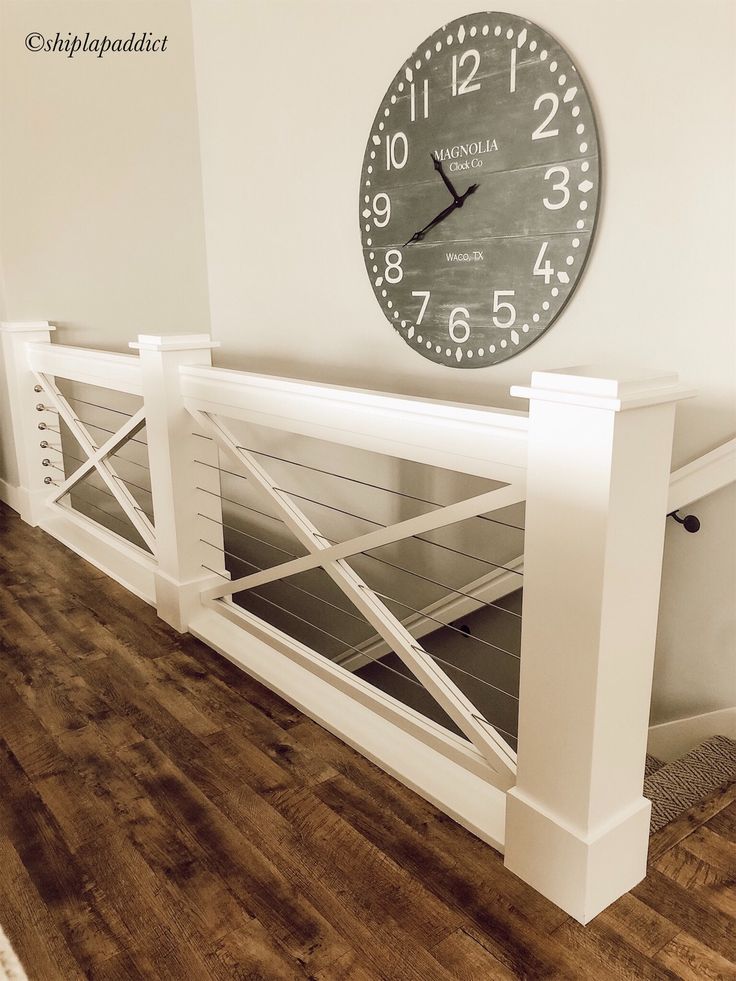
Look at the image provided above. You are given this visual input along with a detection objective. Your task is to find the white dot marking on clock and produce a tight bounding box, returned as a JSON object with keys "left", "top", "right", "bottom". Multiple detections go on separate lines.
{"left": 506, "top": 27, "right": 513, "bottom": 39}
{"left": 478, "top": 348, "right": 484, "bottom": 356}
{"left": 523, "top": 324, "right": 530, "bottom": 332}
{"left": 366, "top": 237, "right": 372, "bottom": 245}
{"left": 540, "top": 49, "right": 548, "bottom": 61}
{"left": 364, "top": 195, "right": 369, "bottom": 203}
{"left": 365, "top": 181, "right": 371, "bottom": 188}
{"left": 579, "top": 201, "right": 588, "bottom": 211}
{"left": 378, "top": 122, "right": 384, "bottom": 131}
{"left": 407, "top": 325, "right": 413, "bottom": 337}
{"left": 445, "top": 348, "right": 451, "bottom": 357}
{"left": 394, "top": 312, "right": 399, "bottom": 319}
{"left": 415, "top": 60, "right": 421, "bottom": 70}
{"left": 500, "top": 339, "right": 507, "bottom": 348}
{"left": 426, "top": 341, "right": 431, "bottom": 348}
{"left": 559, "top": 74, "right": 566, "bottom": 85}
{"left": 482, "top": 25, "right": 489, "bottom": 36}
{"left": 529, "top": 40, "right": 537, "bottom": 51}
{"left": 401, "top": 320, "right": 406, "bottom": 327}
{"left": 470, "top": 25, "right": 477, "bottom": 37}
{"left": 435, "top": 40, "right": 442, "bottom": 51}
{"left": 457, "top": 25, "right": 465, "bottom": 43}
{"left": 494, "top": 26, "right": 501, "bottom": 36}
{"left": 381, "top": 289, "right": 387, "bottom": 297}
{"left": 375, "top": 276, "right": 383, "bottom": 286}
{"left": 369, "top": 252, "right": 375, "bottom": 259}
{"left": 572, "top": 105, "right": 581, "bottom": 118}
{"left": 576, "top": 219, "right": 585, "bottom": 230}
{"left": 390, "top": 95, "right": 396, "bottom": 105}
{"left": 581, "top": 161, "right": 590, "bottom": 172}
{"left": 384, "top": 107, "right": 390, "bottom": 117}
{"left": 367, "top": 166, "right": 373, "bottom": 174}
{"left": 489, "top": 345, "right": 495, "bottom": 354}
{"left": 533, "top": 313, "right": 540, "bottom": 323}
{"left": 455, "top": 348, "right": 463, "bottom": 362}
{"left": 579, "top": 142, "right": 588, "bottom": 153}
{"left": 566, "top": 256, "right": 574, "bottom": 266}
{"left": 446, "top": 34, "right": 453, "bottom": 44}
{"left": 398, "top": 82, "right": 404, "bottom": 92}
{"left": 572, "top": 238, "right": 580, "bottom": 248}
{"left": 372, "top": 265, "right": 378, "bottom": 273}
{"left": 551, "top": 287, "right": 559, "bottom": 297}
{"left": 425, "top": 49, "right": 431, "bottom": 60}
{"left": 387, "top": 300, "right": 393, "bottom": 308}
{"left": 576, "top": 124, "right": 585, "bottom": 135}
{"left": 549, "top": 60, "right": 557, "bottom": 71}
{"left": 436, "top": 346, "right": 442, "bottom": 354}
{"left": 542, "top": 301, "right": 550, "bottom": 310}
{"left": 365, "top": 224, "right": 370, "bottom": 232}
{"left": 370, "top": 150, "right": 375, "bottom": 159}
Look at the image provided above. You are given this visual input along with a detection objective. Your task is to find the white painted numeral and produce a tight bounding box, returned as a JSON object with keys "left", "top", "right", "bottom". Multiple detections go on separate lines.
{"left": 543, "top": 166, "right": 570, "bottom": 210}
{"left": 533, "top": 241, "right": 554, "bottom": 283}
{"left": 410, "top": 80, "right": 429, "bottom": 121}
{"left": 412, "top": 290, "right": 431, "bottom": 325}
{"left": 385, "top": 249, "right": 403, "bottom": 284}
{"left": 452, "top": 50, "right": 481, "bottom": 97}
{"left": 372, "top": 193, "right": 391, "bottom": 227}
{"left": 449, "top": 306, "right": 470, "bottom": 343}
{"left": 509, "top": 48, "right": 517, "bottom": 94}
{"left": 492, "top": 290, "right": 516, "bottom": 328}
{"left": 531, "top": 93, "right": 559, "bottom": 140}
{"left": 385, "top": 132, "right": 408, "bottom": 170}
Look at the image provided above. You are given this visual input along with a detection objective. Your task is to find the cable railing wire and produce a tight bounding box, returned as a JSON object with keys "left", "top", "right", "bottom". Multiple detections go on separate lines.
{"left": 197, "top": 511, "right": 302, "bottom": 559}
{"left": 62, "top": 396, "right": 139, "bottom": 418}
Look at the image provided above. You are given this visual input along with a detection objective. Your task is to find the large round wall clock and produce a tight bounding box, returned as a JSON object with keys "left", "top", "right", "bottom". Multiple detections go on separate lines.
{"left": 359, "top": 12, "right": 601, "bottom": 368}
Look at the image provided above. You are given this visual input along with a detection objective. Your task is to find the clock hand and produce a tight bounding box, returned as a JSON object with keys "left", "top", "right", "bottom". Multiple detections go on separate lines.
{"left": 404, "top": 182, "right": 479, "bottom": 246}
{"left": 432, "top": 153, "right": 461, "bottom": 203}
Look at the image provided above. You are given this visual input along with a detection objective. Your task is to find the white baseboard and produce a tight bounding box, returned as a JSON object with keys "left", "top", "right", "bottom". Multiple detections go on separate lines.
{"left": 647, "top": 706, "right": 736, "bottom": 762}
{"left": 0, "top": 478, "right": 22, "bottom": 514}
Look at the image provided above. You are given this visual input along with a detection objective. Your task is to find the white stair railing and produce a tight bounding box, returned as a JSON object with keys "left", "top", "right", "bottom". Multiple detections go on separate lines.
{"left": 0, "top": 325, "right": 693, "bottom": 925}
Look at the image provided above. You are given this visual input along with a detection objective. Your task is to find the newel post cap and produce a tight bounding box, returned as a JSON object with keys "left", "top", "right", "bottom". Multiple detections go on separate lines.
{"left": 129, "top": 333, "right": 220, "bottom": 352}
{"left": 510, "top": 365, "right": 695, "bottom": 411}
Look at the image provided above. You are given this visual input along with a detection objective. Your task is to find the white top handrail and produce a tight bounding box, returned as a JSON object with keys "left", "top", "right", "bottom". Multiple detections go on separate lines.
{"left": 179, "top": 363, "right": 529, "bottom": 483}
{"left": 668, "top": 436, "right": 736, "bottom": 511}
{"left": 26, "top": 342, "right": 143, "bottom": 395}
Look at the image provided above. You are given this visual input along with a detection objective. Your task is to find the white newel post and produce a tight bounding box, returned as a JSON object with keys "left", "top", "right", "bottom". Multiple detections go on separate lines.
{"left": 504, "top": 367, "right": 693, "bottom": 924}
{"left": 0, "top": 322, "right": 56, "bottom": 524}
{"left": 131, "top": 333, "right": 224, "bottom": 632}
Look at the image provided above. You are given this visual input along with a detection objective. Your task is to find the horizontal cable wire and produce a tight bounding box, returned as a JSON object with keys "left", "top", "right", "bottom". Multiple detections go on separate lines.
{"left": 62, "top": 477, "right": 154, "bottom": 521}
{"left": 370, "top": 588, "right": 520, "bottom": 661}
{"left": 316, "top": 534, "right": 521, "bottom": 620}
{"left": 200, "top": 540, "right": 366, "bottom": 624}
{"left": 57, "top": 450, "right": 153, "bottom": 496}
{"left": 201, "top": 539, "right": 518, "bottom": 700}
{"left": 62, "top": 488, "right": 146, "bottom": 532}
{"left": 63, "top": 396, "right": 138, "bottom": 417}
{"left": 196, "top": 512, "right": 302, "bottom": 559}
{"left": 275, "top": 488, "right": 522, "bottom": 576}
{"left": 65, "top": 449, "right": 151, "bottom": 473}
{"left": 72, "top": 418, "right": 148, "bottom": 446}
{"left": 195, "top": 459, "right": 250, "bottom": 481}
{"left": 195, "top": 485, "right": 285, "bottom": 525}
{"left": 191, "top": 432, "right": 524, "bottom": 533}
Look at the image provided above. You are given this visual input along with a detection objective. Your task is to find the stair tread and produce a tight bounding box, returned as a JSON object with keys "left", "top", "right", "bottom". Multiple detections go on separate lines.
{"left": 645, "top": 735, "right": 736, "bottom": 834}
{"left": 645, "top": 753, "right": 665, "bottom": 778}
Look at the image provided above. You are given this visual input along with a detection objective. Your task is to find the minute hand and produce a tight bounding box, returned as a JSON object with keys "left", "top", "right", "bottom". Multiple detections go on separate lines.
{"left": 404, "top": 183, "right": 478, "bottom": 247}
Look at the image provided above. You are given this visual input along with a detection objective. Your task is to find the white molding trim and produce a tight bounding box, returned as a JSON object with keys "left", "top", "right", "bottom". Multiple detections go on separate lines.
{"left": 668, "top": 437, "right": 736, "bottom": 512}
{"left": 189, "top": 604, "right": 508, "bottom": 849}
{"left": 0, "top": 479, "right": 22, "bottom": 514}
{"left": 648, "top": 706, "right": 736, "bottom": 763}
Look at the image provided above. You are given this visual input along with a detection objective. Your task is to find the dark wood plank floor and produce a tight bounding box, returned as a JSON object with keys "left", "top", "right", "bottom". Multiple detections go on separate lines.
{"left": 0, "top": 501, "right": 734, "bottom": 980}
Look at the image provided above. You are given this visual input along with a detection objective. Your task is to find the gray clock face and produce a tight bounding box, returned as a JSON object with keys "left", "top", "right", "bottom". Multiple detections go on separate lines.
{"left": 359, "top": 12, "right": 601, "bottom": 368}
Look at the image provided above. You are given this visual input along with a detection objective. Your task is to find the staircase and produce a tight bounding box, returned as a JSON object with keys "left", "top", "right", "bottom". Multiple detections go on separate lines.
{"left": 645, "top": 735, "right": 736, "bottom": 833}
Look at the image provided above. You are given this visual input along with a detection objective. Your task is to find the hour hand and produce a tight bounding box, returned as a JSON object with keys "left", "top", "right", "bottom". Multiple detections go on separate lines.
{"left": 432, "top": 153, "right": 460, "bottom": 203}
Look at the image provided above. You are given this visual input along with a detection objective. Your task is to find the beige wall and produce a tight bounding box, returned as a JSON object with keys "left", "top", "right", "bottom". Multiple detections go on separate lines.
{"left": 0, "top": 0, "right": 210, "bottom": 352}
{"left": 190, "top": 0, "right": 736, "bottom": 723}
{"left": 0, "top": 0, "right": 733, "bottom": 725}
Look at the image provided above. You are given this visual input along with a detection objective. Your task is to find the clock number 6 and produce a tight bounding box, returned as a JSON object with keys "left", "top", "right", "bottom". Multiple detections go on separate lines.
{"left": 543, "top": 166, "right": 570, "bottom": 210}
{"left": 385, "top": 249, "right": 403, "bottom": 284}
{"left": 449, "top": 307, "right": 471, "bottom": 343}
{"left": 492, "top": 290, "right": 516, "bottom": 328}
